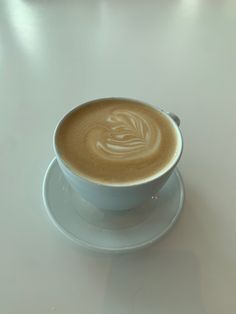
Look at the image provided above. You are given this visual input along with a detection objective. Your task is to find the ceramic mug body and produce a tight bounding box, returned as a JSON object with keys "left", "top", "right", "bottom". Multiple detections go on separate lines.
{"left": 54, "top": 98, "right": 183, "bottom": 211}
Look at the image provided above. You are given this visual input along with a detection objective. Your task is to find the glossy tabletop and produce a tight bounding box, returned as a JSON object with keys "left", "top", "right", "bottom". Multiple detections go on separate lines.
{"left": 0, "top": 1, "right": 236, "bottom": 313}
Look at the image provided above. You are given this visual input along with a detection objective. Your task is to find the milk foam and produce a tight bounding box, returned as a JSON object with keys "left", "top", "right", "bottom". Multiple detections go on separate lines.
{"left": 87, "top": 109, "right": 161, "bottom": 160}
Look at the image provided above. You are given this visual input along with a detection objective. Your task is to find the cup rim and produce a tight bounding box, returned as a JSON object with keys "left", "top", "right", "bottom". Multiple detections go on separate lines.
{"left": 53, "top": 97, "right": 183, "bottom": 187}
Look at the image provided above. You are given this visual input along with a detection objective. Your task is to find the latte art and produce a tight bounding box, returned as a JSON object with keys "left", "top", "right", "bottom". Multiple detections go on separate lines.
{"left": 90, "top": 110, "right": 161, "bottom": 160}
{"left": 55, "top": 99, "right": 178, "bottom": 184}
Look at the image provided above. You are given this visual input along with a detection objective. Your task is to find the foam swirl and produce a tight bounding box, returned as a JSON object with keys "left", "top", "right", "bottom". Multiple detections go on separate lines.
{"left": 89, "top": 109, "right": 161, "bottom": 160}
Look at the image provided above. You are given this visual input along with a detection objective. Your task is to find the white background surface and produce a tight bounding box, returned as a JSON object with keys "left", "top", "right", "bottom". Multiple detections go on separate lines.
{"left": 0, "top": 1, "right": 236, "bottom": 313}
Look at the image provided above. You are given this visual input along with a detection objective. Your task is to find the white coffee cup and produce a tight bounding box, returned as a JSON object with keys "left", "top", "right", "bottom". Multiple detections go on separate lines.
{"left": 54, "top": 99, "right": 183, "bottom": 211}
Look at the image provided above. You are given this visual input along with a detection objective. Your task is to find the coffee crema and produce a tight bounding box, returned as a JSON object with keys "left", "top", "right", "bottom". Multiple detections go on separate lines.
{"left": 55, "top": 99, "right": 178, "bottom": 184}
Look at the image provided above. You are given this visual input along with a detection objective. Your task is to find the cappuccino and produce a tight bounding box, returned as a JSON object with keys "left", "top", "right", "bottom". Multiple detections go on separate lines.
{"left": 55, "top": 98, "right": 179, "bottom": 184}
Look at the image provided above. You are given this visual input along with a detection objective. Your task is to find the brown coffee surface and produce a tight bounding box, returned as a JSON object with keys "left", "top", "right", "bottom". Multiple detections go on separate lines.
{"left": 55, "top": 99, "right": 178, "bottom": 184}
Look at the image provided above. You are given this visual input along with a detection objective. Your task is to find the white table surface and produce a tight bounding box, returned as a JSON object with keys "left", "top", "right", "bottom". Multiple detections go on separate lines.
{"left": 1, "top": 1, "right": 236, "bottom": 313}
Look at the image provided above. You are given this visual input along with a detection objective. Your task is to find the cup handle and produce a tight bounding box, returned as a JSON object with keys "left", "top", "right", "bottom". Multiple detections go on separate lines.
{"left": 166, "top": 112, "right": 181, "bottom": 127}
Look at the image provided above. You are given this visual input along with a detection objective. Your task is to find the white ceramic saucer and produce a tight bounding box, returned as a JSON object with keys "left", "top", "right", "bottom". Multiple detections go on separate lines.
{"left": 43, "top": 158, "right": 184, "bottom": 253}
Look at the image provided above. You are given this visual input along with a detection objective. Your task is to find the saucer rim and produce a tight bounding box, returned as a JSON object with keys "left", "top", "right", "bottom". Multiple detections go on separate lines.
{"left": 43, "top": 158, "right": 185, "bottom": 253}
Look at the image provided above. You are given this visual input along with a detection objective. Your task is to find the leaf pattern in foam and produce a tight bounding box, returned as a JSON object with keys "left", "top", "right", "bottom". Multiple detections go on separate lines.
{"left": 96, "top": 110, "right": 156, "bottom": 159}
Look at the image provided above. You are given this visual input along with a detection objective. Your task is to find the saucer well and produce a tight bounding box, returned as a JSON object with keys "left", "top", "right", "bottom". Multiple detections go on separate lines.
{"left": 43, "top": 158, "right": 184, "bottom": 253}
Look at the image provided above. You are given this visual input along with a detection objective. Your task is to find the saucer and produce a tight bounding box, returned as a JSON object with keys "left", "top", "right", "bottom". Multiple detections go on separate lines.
{"left": 43, "top": 158, "right": 184, "bottom": 253}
